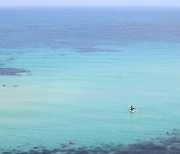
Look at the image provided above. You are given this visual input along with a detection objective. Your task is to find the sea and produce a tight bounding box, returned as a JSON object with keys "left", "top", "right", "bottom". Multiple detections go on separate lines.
{"left": 0, "top": 7, "right": 180, "bottom": 153}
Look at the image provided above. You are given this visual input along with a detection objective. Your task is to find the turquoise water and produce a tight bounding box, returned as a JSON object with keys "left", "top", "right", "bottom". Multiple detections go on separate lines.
{"left": 0, "top": 7, "right": 180, "bottom": 153}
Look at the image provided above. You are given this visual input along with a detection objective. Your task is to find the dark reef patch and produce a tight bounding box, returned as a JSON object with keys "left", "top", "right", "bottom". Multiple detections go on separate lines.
{"left": 2, "top": 84, "right": 18, "bottom": 87}
{"left": 0, "top": 129, "right": 180, "bottom": 154}
{"left": 6, "top": 57, "right": 15, "bottom": 61}
{"left": 0, "top": 68, "right": 30, "bottom": 76}
{"left": 73, "top": 45, "right": 122, "bottom": 53}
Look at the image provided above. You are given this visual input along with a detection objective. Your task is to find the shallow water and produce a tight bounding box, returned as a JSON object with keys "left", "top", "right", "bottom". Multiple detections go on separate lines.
{"left": 0, "top": 7, "right": 180, "bottom": 152}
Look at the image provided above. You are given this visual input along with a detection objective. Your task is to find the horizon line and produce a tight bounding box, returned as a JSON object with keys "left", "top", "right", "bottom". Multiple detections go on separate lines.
{"left": 0, "top": 5, "right": 180, "bottom": 8}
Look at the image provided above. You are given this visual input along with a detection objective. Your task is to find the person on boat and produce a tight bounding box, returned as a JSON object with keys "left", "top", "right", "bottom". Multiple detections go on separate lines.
{"left": 130, "top": 106, "right": 135, "bottom": 111}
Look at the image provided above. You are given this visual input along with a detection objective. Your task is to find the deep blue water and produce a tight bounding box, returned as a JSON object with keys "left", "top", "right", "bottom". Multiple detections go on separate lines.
{"left": 0, "top": 7, "right": 180, "bottom": 49}
{"left": 0, "top": 7, "right": 180, "bottom": 153}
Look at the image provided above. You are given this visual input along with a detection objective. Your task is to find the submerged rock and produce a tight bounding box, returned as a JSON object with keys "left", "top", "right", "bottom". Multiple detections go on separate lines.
{"left": 0, "top": 68, "right": 30, "bottom": 76}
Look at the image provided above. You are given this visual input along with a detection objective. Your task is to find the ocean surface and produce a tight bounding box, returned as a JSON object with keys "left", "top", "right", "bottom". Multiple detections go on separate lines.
{"left": 0, "top": 7, "right": 180, "bottom": 153}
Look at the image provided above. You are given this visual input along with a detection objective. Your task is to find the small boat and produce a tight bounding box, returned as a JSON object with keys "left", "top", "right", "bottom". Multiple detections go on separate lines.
{"left": 128, "top": 105, "right": 138, "bottom": 113}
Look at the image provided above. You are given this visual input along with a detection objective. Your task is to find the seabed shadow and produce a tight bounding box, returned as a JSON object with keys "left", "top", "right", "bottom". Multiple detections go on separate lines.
{"left": 0, "top": 129, "right": 180, "bottom": 154}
